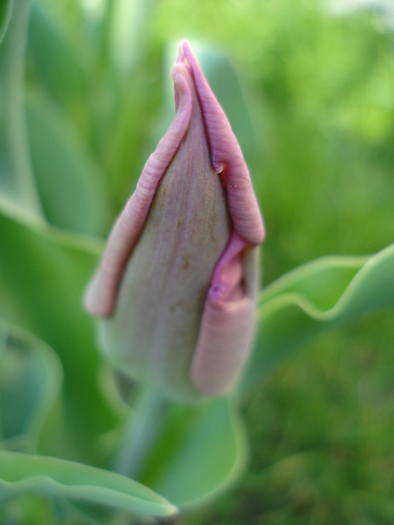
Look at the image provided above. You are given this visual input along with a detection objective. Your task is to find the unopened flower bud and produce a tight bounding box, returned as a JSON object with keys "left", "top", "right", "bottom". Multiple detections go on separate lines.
{"left": 85, "top": 41, "right": 264, "bottom": 401}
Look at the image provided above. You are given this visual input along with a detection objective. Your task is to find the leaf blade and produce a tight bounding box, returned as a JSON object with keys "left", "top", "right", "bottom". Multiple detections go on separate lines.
{"left": 0, "top": 318, "right": 62, "bottom": 450}
{"left": 139, "top": 397, "right": 248, "bottom": 509}
{"left": 243, "top": 244, "right": 394, "bottom": 391}
{"left": 0, "top": 451, "right": 177, "bottom": 518}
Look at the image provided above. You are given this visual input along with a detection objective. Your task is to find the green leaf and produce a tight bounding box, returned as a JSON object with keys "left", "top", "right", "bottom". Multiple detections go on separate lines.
{"left": 139, "top": 397, "right": 248, "bottom": 509}
{"left": 26, "top": 96, "right": 110, "bottom": 236}
{"left": 27, "top": 1, "right": 89, "bottom": 111}
{"left": 0, "top": 0, "right": 43, "bottom": 219}
{"left": 108, "top": 0, "right": 155, "bottom": 77}
{"left": 0, "top": 212, "right": 116, "bottom": 466}
{"left": 243, "top": 244, "right": 394, "bottom": 391}
{"left": 0, "top": 450, "right": 178, "bottom": 519}
{"left": 0, "top": 0, "right": 13, "bottom": 44}
{"left": 0, "top": 319, "right": 62, "bottom": 450}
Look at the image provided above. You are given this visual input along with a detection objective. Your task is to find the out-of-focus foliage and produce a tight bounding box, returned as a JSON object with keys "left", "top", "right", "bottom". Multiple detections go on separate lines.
{"left": 0, "top": 319, "right": 62, "bottom": 450}
{"left": 0, "top": 0, "right": 13, "bottom": 44}
{"left": 246, "top": 244, "right": 394, "bottom": 392}
{"left": 0, "top": 0, "right": 393, "bottom": 523}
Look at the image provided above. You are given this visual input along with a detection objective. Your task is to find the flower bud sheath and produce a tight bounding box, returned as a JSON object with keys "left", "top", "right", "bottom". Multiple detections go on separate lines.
{"left": 85, "top": 41, "right": 264, "bottom": 401}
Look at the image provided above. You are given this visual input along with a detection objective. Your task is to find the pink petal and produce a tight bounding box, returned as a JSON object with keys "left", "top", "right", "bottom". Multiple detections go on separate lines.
{"left": 190, "top": 234, "right": 260, "bottom": 395}
{"left": 190, "top": 296, "right": 255, "bottom": 396}
{"left": 84, "top": 69, "right": 192, "bottom": 316}
{"left": 178, "top": 41, "right": 265, "bottom": 246}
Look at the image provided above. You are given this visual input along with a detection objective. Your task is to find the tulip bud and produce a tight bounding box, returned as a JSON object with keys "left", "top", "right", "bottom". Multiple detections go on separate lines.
{"left": 85, "top": 41, "right": 264, "bottom": 401}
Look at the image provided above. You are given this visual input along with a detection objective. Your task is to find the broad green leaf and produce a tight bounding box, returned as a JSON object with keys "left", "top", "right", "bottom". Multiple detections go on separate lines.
{"left": 243, "top": 244, "right": 394, "bottom": 391}
{"left": 0, "top": 319, "right": 62, "bottom": 450}
{"left": 0, "top": 0, "right": 43, "bottom": 219}
{"left": 0, "top": 0, "right": 13, "bottom": 43}
{"left": 0, "top": 450, "right": 178, "bottom": 519}
{"left": 26, "top": 96, "right": 110, "bottom": 236}
{"left": 27, "top": 1, "right": 89, "bottom": 111}
{"left": 0, "top": 212, "right": 116, "bottom": 466}
{"left": 138, "top": 397, "right": 248, "bottom": 509}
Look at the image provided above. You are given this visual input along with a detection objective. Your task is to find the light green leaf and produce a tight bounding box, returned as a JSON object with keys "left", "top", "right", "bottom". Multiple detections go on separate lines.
{"left": 27, "top": 1, "right": 89, "bottom": 111}
{"left": 139, "top": 397, "right": 248, "bottom": 509}
{"left": 26, "top": 96, "right": 110, "bottom": 236}
{"left": 109, "top": 0, "right": 155, "bottom": 77}
{"left": 0, "top": 319, "right": 62, "bottom": 450}
{"left": 0, "top": 212, "right": 115, "bottom": 465}
{"left": 243, "top": 244, "right": 394, "bottom": 391}
{"left": 0, "top": 0, "right": 43, "bottom": 219}
{"left": 0, "top": 450, "right": 178, "bottom": 519}
{"left": 0, "top": 0, "right": 13, "bottom": 43}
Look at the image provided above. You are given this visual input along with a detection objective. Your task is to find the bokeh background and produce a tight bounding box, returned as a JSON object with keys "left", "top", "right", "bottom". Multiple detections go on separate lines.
{"left": 5, "top": 0, "right": 394, "bottom": 523}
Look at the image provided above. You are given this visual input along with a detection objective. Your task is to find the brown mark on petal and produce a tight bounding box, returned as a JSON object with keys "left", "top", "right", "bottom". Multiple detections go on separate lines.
{"left": 170, "top": 298, "right": 184, "bottom": 313}
{"left": 183, "top": 254, "right": 190, "bottom": 271}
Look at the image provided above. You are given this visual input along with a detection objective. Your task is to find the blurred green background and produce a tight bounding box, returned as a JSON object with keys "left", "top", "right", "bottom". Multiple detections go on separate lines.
{"left": 2, "top": 0, "right": 394, "bottom": 523}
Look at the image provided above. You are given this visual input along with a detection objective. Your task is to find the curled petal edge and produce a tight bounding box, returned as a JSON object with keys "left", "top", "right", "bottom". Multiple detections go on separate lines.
{"left": 84, "top": 71, "right": 192, "bottom": 317}
{"left": 178, "top": 41, "right": 265, "bottom": 246}
{"left": 190, "top": 234, "right": 259, "bottom": 396}
{"left": 190, "top": 296, "right": 256, "bottom": 396}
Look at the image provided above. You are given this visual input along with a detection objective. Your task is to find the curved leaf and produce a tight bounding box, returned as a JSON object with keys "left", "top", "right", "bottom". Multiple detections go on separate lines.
{"left": 0, "top": 212, "right": 113, "bottom": 465}
{"left": 243, "top": 244, "right": 394, "bottom": 391}
{"left": 0, "top": 319, "right": 62, "bottom": 450}
{"left": 0, "top": 450, "right": 177, "bottom": 519}
{"left": 26, "top": 97, "right": 110, "bottom": 236}
{"left": 138, "top": 397, "right": 248, "bottom": 509}
{"left": 0, "top": 0, "right": 43, "bottom": 219}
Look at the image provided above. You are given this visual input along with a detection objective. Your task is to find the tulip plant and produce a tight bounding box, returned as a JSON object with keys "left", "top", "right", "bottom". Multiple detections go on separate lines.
{"left": 0, "top": 1, "right": 393, "bottom": 524}
{"left": 85, "top": 40, "right": 264, "bottom": 401}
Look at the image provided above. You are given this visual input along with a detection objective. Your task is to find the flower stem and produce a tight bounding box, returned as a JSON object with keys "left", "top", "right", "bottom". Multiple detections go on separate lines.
{"left": 113, "top": 387, "right": 169, "bottom": 479}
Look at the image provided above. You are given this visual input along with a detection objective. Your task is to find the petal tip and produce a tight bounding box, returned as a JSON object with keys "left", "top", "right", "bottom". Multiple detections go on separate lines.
{"left": 83, "top": 277, "right": 112, "bottom": 318}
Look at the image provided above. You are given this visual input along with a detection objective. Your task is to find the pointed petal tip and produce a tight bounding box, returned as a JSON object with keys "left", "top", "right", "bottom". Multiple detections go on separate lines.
{"left": 85, "top": 59, "right": 193, "bottom": 321}
{"left": 178, "top": 39, "right": 191, "bottom": 56}
{"left": 174, "top": 40, "right": 193, "bottom": 76}
{"left": 83, "top": 276, "right": 113, "bottom": 318}
{"left": 174, "top": 41, "right": 265, "bottom": 248}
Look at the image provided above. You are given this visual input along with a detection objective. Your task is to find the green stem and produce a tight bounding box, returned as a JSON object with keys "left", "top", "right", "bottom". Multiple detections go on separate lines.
{"left": 113, "top": 388, "right": 169, "bottom": 480}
